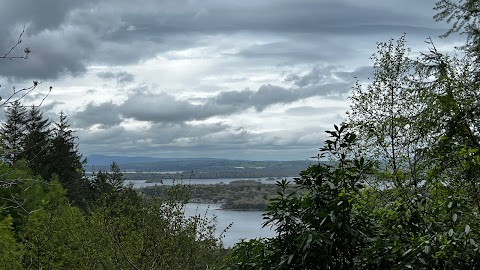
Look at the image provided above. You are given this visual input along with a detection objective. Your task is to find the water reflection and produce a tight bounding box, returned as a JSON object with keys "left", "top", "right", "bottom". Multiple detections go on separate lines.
{"left": 184, "top": 203, "right": 276, "bottom": 248}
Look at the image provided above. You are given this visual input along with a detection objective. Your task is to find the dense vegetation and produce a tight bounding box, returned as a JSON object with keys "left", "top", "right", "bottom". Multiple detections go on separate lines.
{"left": 2, "top": 1, "right": 480, "bottom": 269}
{"left": 0, "top": 106, "right": 225, "bottom": 268}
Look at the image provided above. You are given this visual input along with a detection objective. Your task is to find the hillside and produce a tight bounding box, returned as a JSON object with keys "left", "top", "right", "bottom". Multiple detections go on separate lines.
{"left": 86, "top": 155, "right": 316, "bottom": 179}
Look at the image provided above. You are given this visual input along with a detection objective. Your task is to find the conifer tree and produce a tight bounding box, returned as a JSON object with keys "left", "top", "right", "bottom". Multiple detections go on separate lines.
{"left": 47, "top": 112, "right": 93, "bottom": 208}
{"left": 48, "top": 112, "right": 83, "bottom": 180}
{"left": 22, "top": 106, "right": 51, "bottom": 177}
{"left": 0, "top": 100, "right": 26, "bottom": 165}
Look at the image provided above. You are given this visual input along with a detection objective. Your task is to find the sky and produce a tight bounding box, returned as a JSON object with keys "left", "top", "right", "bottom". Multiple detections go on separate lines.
{"left": 0, "top": 0, "right": 463, "bottom": 160}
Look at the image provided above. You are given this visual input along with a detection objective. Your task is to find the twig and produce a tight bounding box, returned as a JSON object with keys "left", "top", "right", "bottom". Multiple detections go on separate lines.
{"left": 1, "top": 25, "right": 30, "bottom": 60}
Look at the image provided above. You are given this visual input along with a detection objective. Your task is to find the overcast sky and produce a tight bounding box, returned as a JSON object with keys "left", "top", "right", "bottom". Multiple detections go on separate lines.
{"left": 0, "top": 0, "right": 461, "bottom": 160}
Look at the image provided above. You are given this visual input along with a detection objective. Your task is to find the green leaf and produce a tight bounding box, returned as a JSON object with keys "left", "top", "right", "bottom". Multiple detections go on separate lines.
{"left": 402, "top": 248, "right": 412, "bottom": 257}
{"left": 465, "top": 224, "right": 471, "bottom": 235}
{"left": 328, "top": 181, "right": 336, "bottom": 189}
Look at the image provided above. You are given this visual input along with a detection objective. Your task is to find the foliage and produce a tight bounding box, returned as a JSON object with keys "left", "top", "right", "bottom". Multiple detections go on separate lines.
{"left": 225, "top": 124, "right": 374, "bottom": 269}
{"left": 22, "top": 106, "right": 51, "bottom": 178}
{"left": 0, "top": 100, "right": 27, "bottom": 165}
{"left": 0, "top": 215, "right": 23, "bottom": 270}
{"left": 434, "top": 0, "right": 480, "bottom": 59}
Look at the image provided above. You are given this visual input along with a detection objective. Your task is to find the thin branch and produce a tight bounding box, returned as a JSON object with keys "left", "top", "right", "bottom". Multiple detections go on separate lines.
{"left": 0, "top": 81, "right": 41, "bottom": 108}
{"left": 1, "top": 26, "right": 30, "bottom": 60}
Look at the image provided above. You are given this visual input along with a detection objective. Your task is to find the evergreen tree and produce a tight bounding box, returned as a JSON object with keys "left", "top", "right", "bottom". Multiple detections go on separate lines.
{"left": 47, "top": 112, "right": 93, "bottom": 208}
{"left": 22, "top": 105, "right": 51, "bottom": 177}
{"left": 0, "top": 100, "right": 26, "bottom": 165}
{"left": 48, "top": 111, "right": 83, "bottom": 181}
{"left": 92, "top": 161, "right": 125, "bottom": 195}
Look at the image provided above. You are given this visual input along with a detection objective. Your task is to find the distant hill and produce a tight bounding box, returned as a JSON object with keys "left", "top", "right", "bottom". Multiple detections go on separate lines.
{"left": 85, "top": 155, "right": 316, "bottom": 178}
{"left": 86, "top": 154, "right": 221, "bottom": 167}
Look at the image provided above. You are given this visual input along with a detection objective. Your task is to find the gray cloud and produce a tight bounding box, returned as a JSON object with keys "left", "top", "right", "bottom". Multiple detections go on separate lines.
{"left": 72, "top": 81, "right": 350, "bottom": 127}
{"left": 0, "top": 0, "right": 448, "bottom": 81}
{"left": 285, "top": 66, "right": 336, "bottom": 87}
{"left": 77, "top": 121, "right": 330, "bottom": 160}
{"left": 334, "top": 66, "right": 374, "bottom": 82}
{"left": 97, "top": 71, "right": 135, "bottom": 84}
{"left": 73, "top": 101, "right": 122, "bottom": 128}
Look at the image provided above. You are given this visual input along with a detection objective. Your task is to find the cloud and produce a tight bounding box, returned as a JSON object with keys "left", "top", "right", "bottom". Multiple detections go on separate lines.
{"left": 0, "top": 0, "right": 448, "bottom": 81}
{"left": 77, "top": 121, "right": 330, "bottom": 160}
{"left": 73, "top": 101, "right": 122, "bottom": 128}
{"left": 72, "top": 80, "right": 350, "bottom": 128}
{"left": 97, "top": 71, "right": 135, "bottom": 84}
{"left": 285, "top": 66, "right": 336, "bottom": 87}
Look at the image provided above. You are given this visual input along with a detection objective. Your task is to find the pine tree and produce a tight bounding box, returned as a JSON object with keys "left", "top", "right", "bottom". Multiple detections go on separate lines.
{"left": 47, "top": 112, "right": 93, "bottom": 208}
{"left": 22, "top": 106, "right": 51, "bottom": 176}
{"left": 0, "top": 100, "right": 26, "bottom": 165}
{"left": 48, "top": 112, "right": 83, "bottom": 180}
{"left": 92, "top": 161, "right": 125, "bottom": 196}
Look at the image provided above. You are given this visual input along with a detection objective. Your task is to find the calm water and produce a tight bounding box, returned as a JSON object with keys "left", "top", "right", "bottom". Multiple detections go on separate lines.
{"left": 126, "top": 177, "right": 295, "bottom": 188}
{"left": 184, "top": 203, "right": 276, "bottom": 248}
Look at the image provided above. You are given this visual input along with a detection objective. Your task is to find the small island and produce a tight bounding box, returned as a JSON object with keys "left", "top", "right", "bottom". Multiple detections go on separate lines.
{"left": 141, "top": 179, "right": 294, "bottom": 210}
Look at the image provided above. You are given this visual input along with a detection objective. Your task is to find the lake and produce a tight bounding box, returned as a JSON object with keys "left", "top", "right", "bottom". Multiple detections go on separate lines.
{"left": 126, "top": 177, "right": 296, "bottom": 188}
{"left": 128, "top": 178, "right": 289, "bottom": 247}
{"left": 184, "top": 203, "right": 276, "bottom": 248}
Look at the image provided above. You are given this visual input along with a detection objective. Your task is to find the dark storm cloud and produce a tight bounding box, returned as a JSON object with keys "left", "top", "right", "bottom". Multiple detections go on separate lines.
{"left": 0, "top": 0, "right": 445, "bottom": 80}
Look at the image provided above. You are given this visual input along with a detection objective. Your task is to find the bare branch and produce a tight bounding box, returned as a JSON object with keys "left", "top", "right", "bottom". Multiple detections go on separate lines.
{"left": 1, "top": 26, "right": 30, "bottom": 60}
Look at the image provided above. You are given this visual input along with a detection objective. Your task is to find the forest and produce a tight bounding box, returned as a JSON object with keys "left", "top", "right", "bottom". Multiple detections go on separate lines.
{"left": 2, "top": 0, "right": 480, "bottom": 269}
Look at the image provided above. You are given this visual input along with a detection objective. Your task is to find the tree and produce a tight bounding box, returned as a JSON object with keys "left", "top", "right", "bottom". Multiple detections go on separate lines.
{"left": 434, "top": 0, "right": 480, "bottom": 61}
{"left": 46, "top": 112, "right": 93, "bottom": 208}
{"left": 0, "top": 215, "right": 23, "bottom": 269}
{"left": 22, "top": 105, "right": 51, "bottom": 177}
{"left": 0, "top": 100, "right": 26, "bottom": 165}
{"left": 47, "top": 111, "right": 84, "bottom": 180}
{"left": 348, "top": 35, "right": 428, "bottom": 189}
{"left": 92, "top": 161, "right": 125, "bottom": 199}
